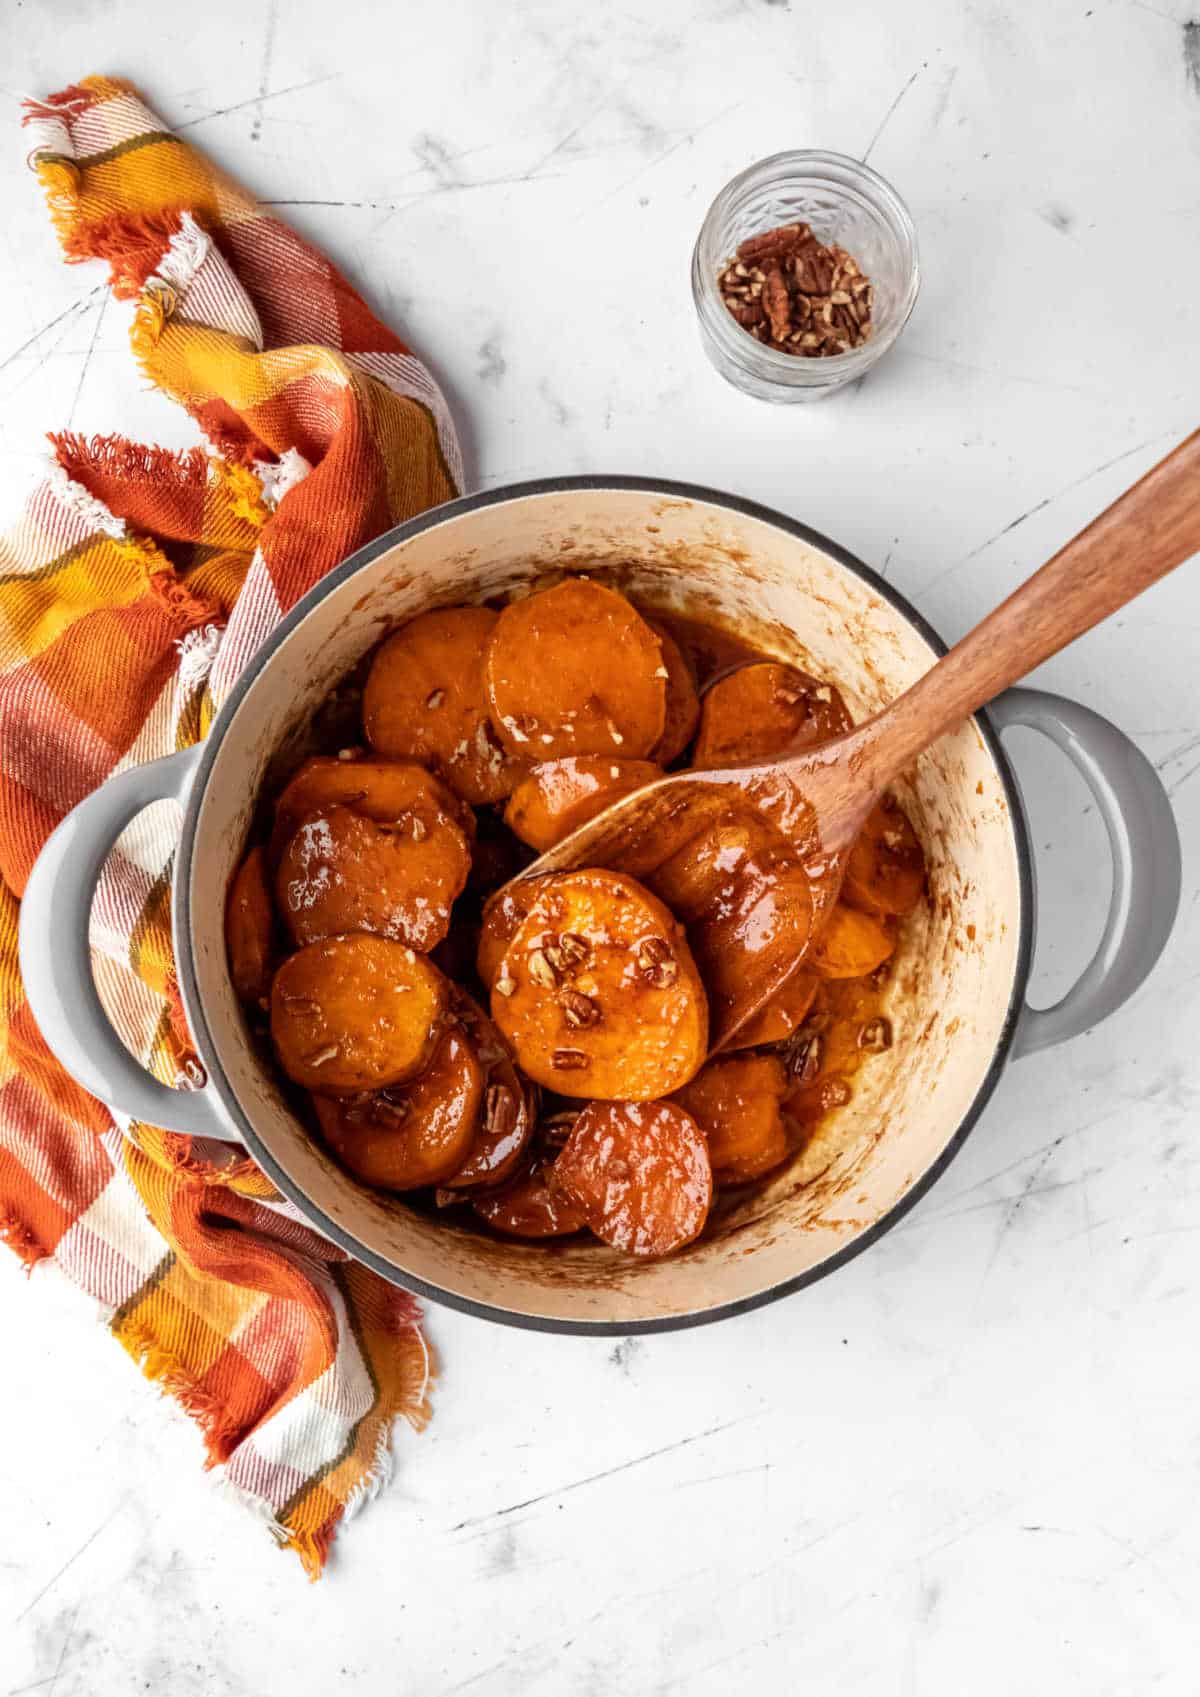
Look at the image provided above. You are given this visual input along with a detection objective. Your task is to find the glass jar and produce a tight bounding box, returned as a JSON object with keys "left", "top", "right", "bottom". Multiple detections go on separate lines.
{"left": 691, "top": 149, "right": 920, "bottom": 403}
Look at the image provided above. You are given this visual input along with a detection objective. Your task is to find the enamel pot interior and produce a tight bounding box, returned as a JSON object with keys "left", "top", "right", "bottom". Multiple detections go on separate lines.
{"left": 180, "top": 481, "right": 1029, "bottom": 1332}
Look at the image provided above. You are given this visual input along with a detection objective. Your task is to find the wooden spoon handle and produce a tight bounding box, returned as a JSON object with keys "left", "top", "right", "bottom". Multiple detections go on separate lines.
{"left": 855, "top": 430, "right": 1200, "bottom": 785}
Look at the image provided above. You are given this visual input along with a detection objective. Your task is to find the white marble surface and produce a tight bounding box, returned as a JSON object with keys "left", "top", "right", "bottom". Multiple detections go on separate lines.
{"left": 3, "top": 1, "right": 1200, "bottom": 1690}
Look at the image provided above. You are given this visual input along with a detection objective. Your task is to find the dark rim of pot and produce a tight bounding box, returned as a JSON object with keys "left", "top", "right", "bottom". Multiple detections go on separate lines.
{"left": 176, "top": 475, "right": 1035, "bottom": 1336}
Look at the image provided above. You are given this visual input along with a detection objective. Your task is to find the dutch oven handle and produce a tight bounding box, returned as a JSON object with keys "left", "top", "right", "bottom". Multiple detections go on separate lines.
{"left": 18, "top": 744, "right": 238, "bottom": 1138}
{"left": 987, "top": 686, "right": 1181, "bottom": 1058}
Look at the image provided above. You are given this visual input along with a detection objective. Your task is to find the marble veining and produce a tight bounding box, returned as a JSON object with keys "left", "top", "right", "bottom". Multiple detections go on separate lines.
{"left": 2, "top": 0, "right": 1199, "bottom": 1691}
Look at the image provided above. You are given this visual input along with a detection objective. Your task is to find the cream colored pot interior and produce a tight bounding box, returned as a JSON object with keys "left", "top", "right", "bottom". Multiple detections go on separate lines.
{"left": 186, "top": 486, "right": 1024, "bottom": 1327}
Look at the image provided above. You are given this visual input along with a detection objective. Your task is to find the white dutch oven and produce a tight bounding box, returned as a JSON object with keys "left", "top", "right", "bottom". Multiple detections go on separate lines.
{"left": 19, "top": 480, "right": 1181, "bottom": 1333}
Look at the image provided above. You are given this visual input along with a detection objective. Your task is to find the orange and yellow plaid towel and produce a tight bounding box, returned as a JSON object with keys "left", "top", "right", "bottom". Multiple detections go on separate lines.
{"left": 0, "top": 77, "right": 463, "bottom": 1576}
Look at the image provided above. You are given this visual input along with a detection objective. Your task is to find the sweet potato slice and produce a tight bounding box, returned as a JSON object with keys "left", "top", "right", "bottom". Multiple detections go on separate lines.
{"left": 647, "top": 803, "right": 813, "bottom": 1040}
{"left": 362, "top": 607, "right": 528, "bottom": 804}
{"left": 648, "top": 622, "right": 700, "bottom": 764}
{"left": 693, "top": 661, "right": 852, "bottom": 768}
{"left": 550, "top": 1100, "right": 712, "bottom": 1256}
{"left": 312, "top": 1023, "right": 483, "bottom": 1190}
{"left": 503, "top": 756, "right": 662, "bottom": 852}
{"left": 270, "top": 756, "right": 472, "bottom": 864}
{"left": 811, "top": 904, "right": 895, "bottom": 979}
{"left": 472, "top": 1157, "right": 589, "bottom": 1238}
{"left": 440, "top": 992, "right": 535, "bottom": 1191}
{"left": 477, "top": 881, "right": 540, "bottom": 989}
{"left": 271, "top": 935, "right": 446, "bottom": 1092}
{"left": 490, "top": 869, "right": 707, "bottom": 1098}
{"left": 674, "top": 1054, "right": 789, "bottom": 1183}
{"left": 844, "top": 797, "right": 926, "bottom": 917}
{"left": 485, "top": 579, "right": 667, "bottom": 759}
{"left": 225, "top": 846, "right": 275, "bottom": 1004}
{"left": 729, "top": 971, "right": 818, "bottom": 1049}
{"left": 275, "top": 802, "right": 469, "bottom": 951}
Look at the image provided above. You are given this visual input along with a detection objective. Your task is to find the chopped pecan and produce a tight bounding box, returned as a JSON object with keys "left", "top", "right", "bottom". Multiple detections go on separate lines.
{"left": 761, "top": 260, "right": 792, "bottom": 341}
{"left": 730, "top": 300, "right": 766, "bottom": 329}
{"left": 637, "top": 935, "right": 678, "bottom": 988}
{"left": 557, "top": 931, "right": 592, "bottom": 968}
{"left": 561, "top": 989, "right": 601, "bottom": 1029}
{"left": 858, "top": 1017, "right": 893, "bottom": 1053}
{"left": 718, "top": 220, "right": 874, "bottom": 359}
{"left": 528, "top": 949, "right": 559, "bottom": 988}
{"left": 485, "top": 1083, "right": 518, "bottom": 1139}
{"left": 551, "top": 1048, "right": 590, "bottom": 1072}
{"left": 737, "top": 221, "right": 811, "bottom": 263}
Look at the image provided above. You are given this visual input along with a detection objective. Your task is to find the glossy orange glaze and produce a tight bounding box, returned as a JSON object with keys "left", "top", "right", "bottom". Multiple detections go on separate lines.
{"left": 843, "top": 797, "right": 926, "bottom": 916}
{"left": 491, "top": 870, "right": 708, "bottom": 1099}
{"left": 504, "top": 755, "right": 663, "bottom": 852}
{"left": 784, "top": 970, "right": 894, "bottom": 1135}
{"left": 363, "top": 606, "right": 529, "bottom": 804}
{"left": 441, "top": 992, "right": 535, "bottom": 1189}
{"left": 652, "top": 611, "right": 761, "bottom": 682}
{"left": 276, "top": 802, "right": 470, "bottom": 951}
{"left": 472, "top": 1158, "right": 589, "bottom": 1238}
{"left": 647, "top": 803, "right": 813, "bottom": 1037}
{"left": 476, "top": 882, "right": 538, "bottom": 989}
{"left": 236, "top": 584, "right": 927, "bottom": 1256}
{"left": 731, "top": 971, "right": 818, "bottom": 1049}
{"left": 485, "top": 579, "right": 667, "bottom": 759}
{"left": 811, "top": 904, "right": 896, "bottom": 979}
{"left": 693, "top": 659, "right": 852, "bottom": 768}
{"left": 270, "top": 934, "right": 447, "bottom": 1093}
{"left": 646, "top": 621, "right": 700, "bottom": 765}
{"left": 551, "top": 1099, "right": 712, "bottom": 1256}
{"left": 270, "top": 756, "right": 473, "bottom": 864}
{"left": 225, "top": 845, "right": 275, "bottom": 1004}
{"left": 313, "top": 1023, "right": 483, "bottom": 1190}
{"left": 674, "top": 1053, "right": 788, "bottom": 1183}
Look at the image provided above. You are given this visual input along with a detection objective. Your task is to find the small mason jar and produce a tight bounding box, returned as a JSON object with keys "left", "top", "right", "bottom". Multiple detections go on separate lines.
{"left": 692, "top": 149, "right": 920, "bottom": 403}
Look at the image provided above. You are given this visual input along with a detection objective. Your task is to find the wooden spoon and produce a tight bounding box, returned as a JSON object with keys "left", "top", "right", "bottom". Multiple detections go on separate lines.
{"left": 500, "top": 431, "right": 1200, "bottom": 1049}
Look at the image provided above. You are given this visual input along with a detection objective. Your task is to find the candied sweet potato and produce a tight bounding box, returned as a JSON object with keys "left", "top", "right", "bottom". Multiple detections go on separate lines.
{"left": 647, "top": 803, "right": 813, "bottom": 1040}
{"left": 270, "top": 934, "right": 446, "bottom": 1092}
{"left": 485, "top": 579, "right": 667, "bottom": 759}
{"left": 362, "top": 606, "right": 528, "bottom": 804}
{"left": 730, "top": 971, "right": 818, "bottom": 1049}
{"left": 225, "top": 845, "right": 275, "bottom": 1004}
{"left": 477, "top": 881, "right": 540, "bottom": 989}
{"left": 693, "top": 661, "right": 852, "bottom": 768}
{"left": 674, "top": 1053, "right": 789, "bottom": 1183}
{"left": 270, "top": 756, "right": 472, "bottom": 864}
{"left": 811, "top": 904, "right": 895, "bottom": 979}
{"left": 844, "top": 797, "right": 926, "bottom": 917}
{"left": 503, "top": 756, "right": 662, "bottom": 852}
{"left": 648, "top": 622, "right": 700, "bottom": 764}
{"left": 275, "top": 802, "right": 469, "bottom": 951}
{"left": 439, "top": 992, "right": 535, "bottom": 1190}
{"left": 550, "top": 1100, "right": 712, "bottom": 1256}
{"left": 490, "top": 869, "right": 707, "bottom": 1099}
{"left": 312, "top": 1023, "right": 483, "bottom": 1190}
{"left": 472, "top": 1157, "right": 589, "bottom": 1238}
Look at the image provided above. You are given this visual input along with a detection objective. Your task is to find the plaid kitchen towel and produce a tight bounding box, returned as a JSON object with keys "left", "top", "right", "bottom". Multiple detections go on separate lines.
{"left": 0, "top": 75, "right": 463, "bottom": 1575}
